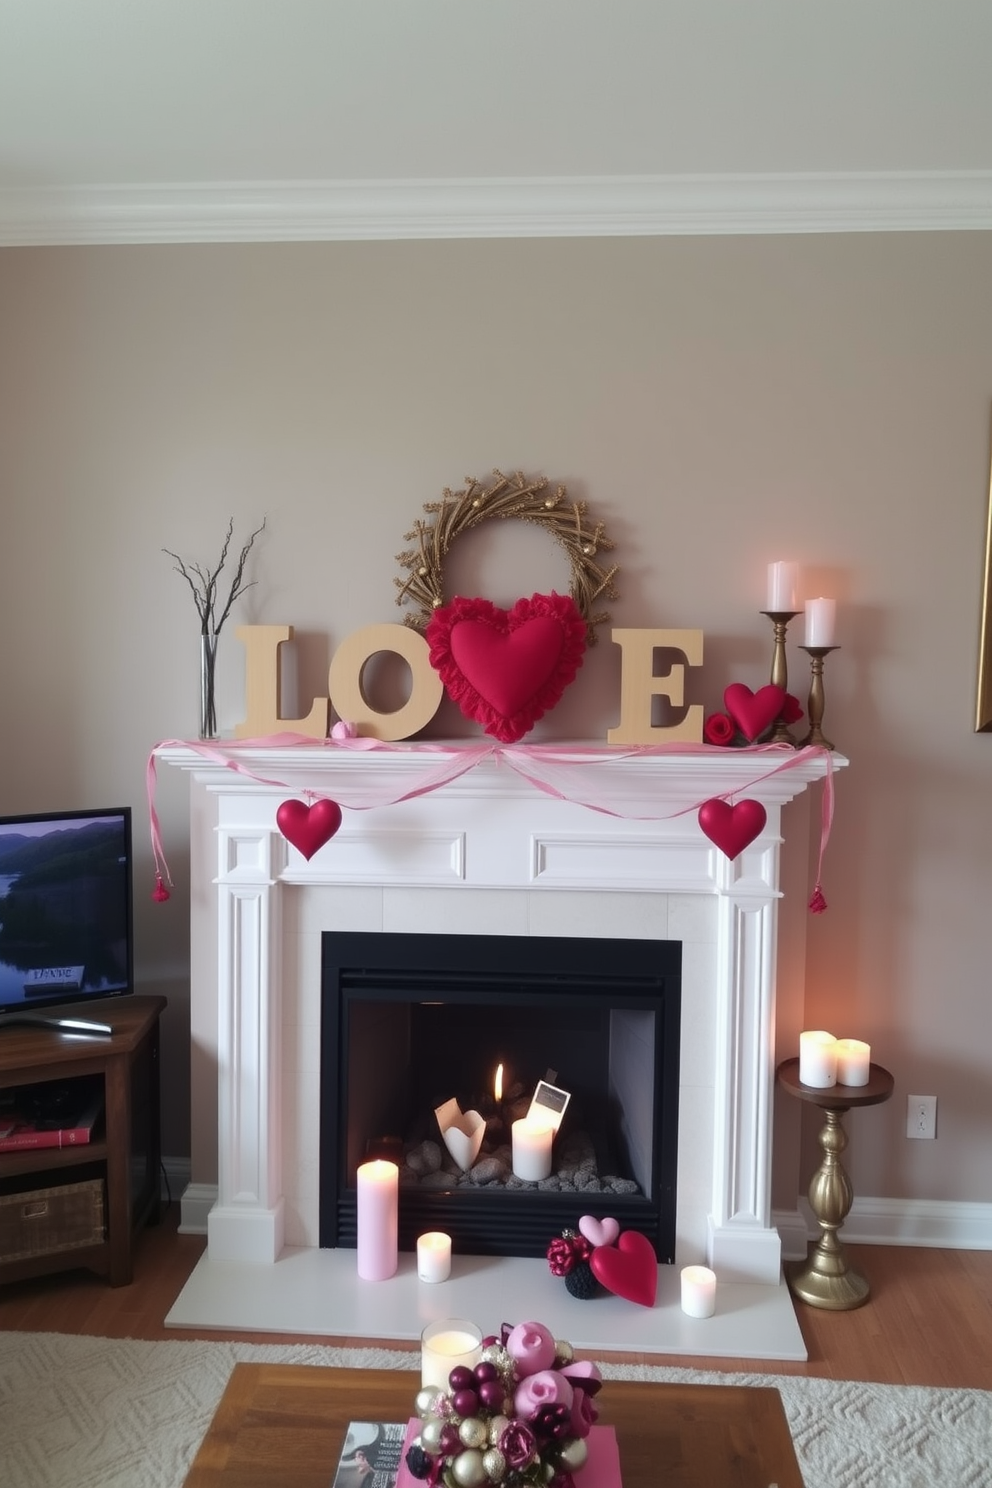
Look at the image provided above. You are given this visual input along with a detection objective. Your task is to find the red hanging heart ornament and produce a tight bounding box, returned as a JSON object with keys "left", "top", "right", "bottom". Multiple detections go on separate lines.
{"left": 588, "top": 1229, "right": 658, "bottom": 1307}
{"left": 426, "top": 592, "right": 587, "bottom": 743}
{"left": 276, "top": 798, "right": 343, "bottom": 860}
{"left": 723, "top": 683, "right": 786, "bottom": 742}
{"left": 698, "top": 797, "right": 767, "bottom": 860}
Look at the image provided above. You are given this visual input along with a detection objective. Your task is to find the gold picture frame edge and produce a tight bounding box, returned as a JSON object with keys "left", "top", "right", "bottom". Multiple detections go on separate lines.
{"left": 976, "top": 407, "right": 992, "bottom": 731}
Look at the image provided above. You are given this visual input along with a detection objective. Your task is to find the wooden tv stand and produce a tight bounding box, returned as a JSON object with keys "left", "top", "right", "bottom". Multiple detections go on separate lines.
{"left": 0, "top": 995, "right": 165, "bottom": 1287}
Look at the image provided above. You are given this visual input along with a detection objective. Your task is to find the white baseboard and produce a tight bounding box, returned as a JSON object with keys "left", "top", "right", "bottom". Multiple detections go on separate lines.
{"left": 177, "top": 1181, "right": 217, "bottom": 1235}
{"left": 776, "top": 1197, "right": 992, "bottom": 1254}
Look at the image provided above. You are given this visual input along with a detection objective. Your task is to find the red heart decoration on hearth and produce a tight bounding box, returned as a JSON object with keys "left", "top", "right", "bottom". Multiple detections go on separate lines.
{"left": 426, "top": 592, "right": 587, "bottom": 743}
{"left": 698, "top": 797, "right": 767, "bottom": 860}
{"left": 276, "top": 798, "right": 343, "bottom": 860}
{"left": 589, "top": 1229, "right": 658, "bottom": 1307}
{"left": 723, "top": 683, "right": 786, "bottom": 742}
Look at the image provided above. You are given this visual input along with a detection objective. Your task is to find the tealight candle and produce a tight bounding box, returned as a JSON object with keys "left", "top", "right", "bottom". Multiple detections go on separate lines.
{"left": 356, "top": 1159, "right": 398, "bottom": 1280}
{"left": 767, "top": 561, "right": 799, "bottom": 611}
{"left": 680, "top": 1265, "right": 717, "bottom": 1318}
{"left": 835, "top": 1038, "right": 871, "bottom": 1087}
{"left": 421, "top": 1318, "right": 483, "bottom": 1389}
{"left": 804, "top": 597, "right": 836, "bottom": 647}
{"left": 511, "top": 1116, "right": 554, "bottom": 1181}
{"left": 417, "top": 1230, "right": 452, "bottom": 1283}
{"left": 799, "top": 1030, "right": 838, "bottom": 1087}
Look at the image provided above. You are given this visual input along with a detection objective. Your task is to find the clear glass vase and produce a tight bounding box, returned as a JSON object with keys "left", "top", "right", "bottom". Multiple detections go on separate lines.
{"left": 199, "top": 632, "right": 219, "bottom": 740}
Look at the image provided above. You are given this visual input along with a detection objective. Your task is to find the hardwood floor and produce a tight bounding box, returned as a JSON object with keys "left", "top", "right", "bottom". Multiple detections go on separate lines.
{"left": 1, "top": 1203, "right": 990, "bottom": 1391}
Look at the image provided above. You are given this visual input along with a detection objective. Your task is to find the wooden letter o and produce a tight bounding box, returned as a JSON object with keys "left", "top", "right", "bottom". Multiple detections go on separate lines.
{"left": 327, "top": 623, "right": 443, "bottom": 741}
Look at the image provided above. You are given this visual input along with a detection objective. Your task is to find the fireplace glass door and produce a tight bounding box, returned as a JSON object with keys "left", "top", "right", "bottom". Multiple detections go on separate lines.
{"left": 320, "top": 931, "right": 681, "bottom": 1260}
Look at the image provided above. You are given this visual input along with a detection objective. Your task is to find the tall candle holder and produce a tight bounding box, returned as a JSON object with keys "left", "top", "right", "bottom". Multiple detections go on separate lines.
{"left": 798, "top": 645, "right": 839, "bottom": 749}
{"left": 759, "top": 610, "right": 800, "bottom": 743}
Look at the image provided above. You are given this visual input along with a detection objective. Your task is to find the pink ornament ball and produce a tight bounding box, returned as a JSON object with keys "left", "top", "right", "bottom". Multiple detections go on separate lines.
{"left": 478, "top": 1379, "right": 506, "bottom": 1410}
{"left": 505, "top": 1320, "right": 557, "bottom": 1378}
{"left": 452, "top": 1388, "right": 480, "bottom": 1418}
{"left": 448, "top": 1366, "right": 476, "bottom": 1393}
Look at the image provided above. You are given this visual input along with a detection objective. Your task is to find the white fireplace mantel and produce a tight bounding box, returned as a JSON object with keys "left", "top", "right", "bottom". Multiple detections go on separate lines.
{"left": 160, "top": 741, "right": 843, "bottom": 1289}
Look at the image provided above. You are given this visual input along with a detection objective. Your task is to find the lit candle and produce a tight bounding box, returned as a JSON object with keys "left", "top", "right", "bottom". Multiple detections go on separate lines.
{"left": 767, "top": 561, "right": 799, "bottom": 611}
{"left": 799, "top": 1030, "right": 838, "bottom": 1087}
{"left": 417, "top": 1231, "right": 452, "bottom": 1283}
{"left": 511, "top": 1116, "right": 554, "bottom": 1181}
{"left": 494, "top": 1063, "right": 504, "bottom": 1102}
{"left": 804, "top": 597, "right": 836, "bottom": 647}
{"left": 835, "top": 1038, "right": 871, "bottom": 1087}
{"left": 421, "top": 1318, "right": 483, "bottom": 1389}
{"left": 680, "top": 1265, "right": 717, "bottom": 1318}
{"left": 356, "top": 1159, "right": 398, "bottom": 1280}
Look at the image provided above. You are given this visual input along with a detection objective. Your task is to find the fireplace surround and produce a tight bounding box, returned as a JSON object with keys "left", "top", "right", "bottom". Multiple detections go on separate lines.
{"left": 161, "top": 740, "right": 841, "bottom": 1294}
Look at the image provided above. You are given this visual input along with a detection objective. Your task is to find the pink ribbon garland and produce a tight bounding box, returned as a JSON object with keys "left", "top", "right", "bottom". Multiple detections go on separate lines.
{"left": 146, "top": 736, "right": 835, "bottom": 911}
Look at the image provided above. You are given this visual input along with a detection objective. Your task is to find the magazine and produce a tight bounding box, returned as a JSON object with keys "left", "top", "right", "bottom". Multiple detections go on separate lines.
{"left": 331, "top": 1421, "right": 405, "bottom": 1488}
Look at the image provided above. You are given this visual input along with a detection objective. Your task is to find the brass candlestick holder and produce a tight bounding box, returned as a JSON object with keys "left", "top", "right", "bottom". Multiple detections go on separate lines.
{"left": 798, "top": 645, "right": 839, "bottom": 749}
{"left": 759, "top": 609, "right": 800, "bottom": 743}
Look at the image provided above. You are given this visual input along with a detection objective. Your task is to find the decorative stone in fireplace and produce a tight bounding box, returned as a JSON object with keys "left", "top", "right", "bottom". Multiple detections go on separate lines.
{"left": 161, "top": 741, "right": 841, "bottom": 1310}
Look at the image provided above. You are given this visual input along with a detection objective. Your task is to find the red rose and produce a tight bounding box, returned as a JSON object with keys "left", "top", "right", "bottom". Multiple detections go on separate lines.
{"left": 704, "top": 712, "right": 736, "bottom": 746}
{"left": 498, "top": 1420, "right": 538, "bottom": 1470}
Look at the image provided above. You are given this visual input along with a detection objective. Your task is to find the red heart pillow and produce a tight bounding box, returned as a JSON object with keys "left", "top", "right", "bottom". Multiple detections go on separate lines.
{"left": 698, "top": 797, "right": 767, "bottom": 860}
{"left": 724, "top": 683, "right": 785, "bottom": 742}
{"left": 426, "top": 592, "right": 587, "bottom": 743}
{"left": 589, "top": 1229, "right": 658, "bottom": 1307}
{"left": 276, "top": 798, "right": 343, "bottom": 860}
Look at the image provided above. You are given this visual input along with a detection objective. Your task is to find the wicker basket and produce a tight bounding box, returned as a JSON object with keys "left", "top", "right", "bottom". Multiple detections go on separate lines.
{"left": 0, "top": 1177, "right": 105, "bottom": 1263}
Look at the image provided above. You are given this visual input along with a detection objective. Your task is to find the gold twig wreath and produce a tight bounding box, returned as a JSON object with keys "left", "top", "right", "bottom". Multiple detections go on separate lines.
{"left": 394, "top": 469, "right": 620, "bottom": 644}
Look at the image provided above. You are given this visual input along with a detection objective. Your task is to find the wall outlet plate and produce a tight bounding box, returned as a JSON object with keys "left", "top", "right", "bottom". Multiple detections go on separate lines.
{"left": 906, "top": 1093, "right": 937, "bottom": 1139}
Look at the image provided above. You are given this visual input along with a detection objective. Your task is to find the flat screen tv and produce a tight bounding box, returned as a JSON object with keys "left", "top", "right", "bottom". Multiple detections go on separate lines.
{"left": 0, "top": 807, "right": 134, "bottom": 1035}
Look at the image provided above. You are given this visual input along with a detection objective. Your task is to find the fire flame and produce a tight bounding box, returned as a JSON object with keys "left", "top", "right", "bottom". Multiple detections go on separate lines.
{"left": 494, "top": 1063, "right": 503, "bottom": 1102}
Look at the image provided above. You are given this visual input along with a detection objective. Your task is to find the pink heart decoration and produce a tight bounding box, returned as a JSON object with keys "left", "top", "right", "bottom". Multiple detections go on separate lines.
{"left": 276, "top": 798, "right": 343, "bottom": 860}
{"left": 588, "top": 1229, "right": 658, "bottom": 1308}
{"left": 723, "top": 683, "right": 786, "bottom": 742}
{"left": 698, "top": 797, "right": 767, "bottom": 860}
{"left": 578, "top": 1214, "right": 620, "bottom": 1248}
{"left": 426, "top": 592, "right": 587, "bottom": 744}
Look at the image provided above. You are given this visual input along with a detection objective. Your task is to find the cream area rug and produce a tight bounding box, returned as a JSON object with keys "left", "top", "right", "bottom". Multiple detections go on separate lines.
{"left": 1, "top": 1332, "right": 990, "bottom": 1488}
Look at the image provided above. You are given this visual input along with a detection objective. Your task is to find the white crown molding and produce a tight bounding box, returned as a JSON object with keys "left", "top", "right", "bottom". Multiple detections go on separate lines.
{"left": 3, "top": 170, "right": 992, "bottom": 246}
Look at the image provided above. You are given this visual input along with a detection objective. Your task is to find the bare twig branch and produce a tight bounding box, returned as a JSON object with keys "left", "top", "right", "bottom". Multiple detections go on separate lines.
{"left": 163, "top": 517, "right": 267, "bottom": 635}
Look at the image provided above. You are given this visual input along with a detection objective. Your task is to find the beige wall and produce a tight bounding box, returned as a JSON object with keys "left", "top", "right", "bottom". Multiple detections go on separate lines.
{"left": 2, "top": 234, "right": 991, "bottom": 1206}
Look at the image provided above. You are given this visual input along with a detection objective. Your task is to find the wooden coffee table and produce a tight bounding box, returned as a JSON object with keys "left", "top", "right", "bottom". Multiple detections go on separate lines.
{"left": 183, "top": 1363, "right": 804, "bottom": 1488}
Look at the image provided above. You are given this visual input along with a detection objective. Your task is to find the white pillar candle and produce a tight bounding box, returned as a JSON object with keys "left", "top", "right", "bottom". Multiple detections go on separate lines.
{"left": 835, "top": 1038, "right": 871, "bottom": 1087}
{"left": 511, "top": 1116, "right": 554, "bottom": 1180}
{"left": 680, "top": 1265, "right": 717, "bottom": 1318}
{"left": 356, "top": 1159, "right": 398, "bottom": 1280}
{"left": 421, "top": 1319, "right": 483, "bottom": 1389}
{"left": 804, "top": 597, "right": 836, "bottom": 647}
{"left": 417, "top": 1230, "right": 452, "bottom": 1283}
{"left": 767, "top": 561, "right": 799, "bottom": 611}
{"left": 799, "top": 1030, "right": 838, "bottom": 1087}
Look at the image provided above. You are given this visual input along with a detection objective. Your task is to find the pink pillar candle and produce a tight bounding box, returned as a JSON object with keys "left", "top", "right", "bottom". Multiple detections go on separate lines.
{"left": 835, "top": 1038, "right": 871, "bottom": 1086}
{"left": 356, "top": 1159, "right": 398, "bottom": 1280}
{"left": 799, "top": 1030, "right": 838, "bottom": 1087}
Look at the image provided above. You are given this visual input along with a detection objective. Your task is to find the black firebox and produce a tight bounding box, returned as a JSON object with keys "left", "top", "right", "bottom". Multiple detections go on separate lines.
{"left": 319, "top": 931, "right": 681, "bottom": 1260}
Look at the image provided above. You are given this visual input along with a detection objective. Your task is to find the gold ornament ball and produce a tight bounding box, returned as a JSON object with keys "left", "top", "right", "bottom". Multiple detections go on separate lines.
{"left": 415, "top": 1385, "right": 442, "bottom": 1417}
{"left": 451, "top": 1447, "right": 488, "bottom": 1487}
{"left": 559, "top": 1437, "right": 589, "bottom": 1472}
{"left": 486, "top": 1414, "right": 510, "bottom": 1446}
{"left": 554, "top": 1339, "right": 574, "bottom": 1364}
{"left": 420, "top": 1418, "right": 445, "bottom": 1454}
{"left": 482, "top": 1446, "right": 507, "bottom": 1481}
{"left": 459, "top": 1417, "right": 488, "bottom": 1451}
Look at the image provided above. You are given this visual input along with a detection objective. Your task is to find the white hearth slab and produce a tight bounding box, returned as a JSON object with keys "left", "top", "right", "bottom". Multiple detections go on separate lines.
{"left": 166, "top": 1247, "right": 807, "bottom": 1362}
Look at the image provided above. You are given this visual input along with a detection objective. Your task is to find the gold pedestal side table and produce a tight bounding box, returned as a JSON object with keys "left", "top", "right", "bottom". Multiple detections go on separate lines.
{"left": 777, "top": 1056, "right": 894, "bottom": 1311}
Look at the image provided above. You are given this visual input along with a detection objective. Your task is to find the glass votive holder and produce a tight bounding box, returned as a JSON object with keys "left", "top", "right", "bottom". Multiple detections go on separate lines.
{"left": 421, "top": 1318, "right": 483, "bottom": 1390}
{"left": 680, "top": 1265, "right": 717, "bottom": 1318}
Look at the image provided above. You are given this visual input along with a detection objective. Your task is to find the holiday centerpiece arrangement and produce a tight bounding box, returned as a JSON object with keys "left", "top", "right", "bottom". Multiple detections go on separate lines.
{"left": 403, "top": 1320, "right": 615, "bottom": 1488}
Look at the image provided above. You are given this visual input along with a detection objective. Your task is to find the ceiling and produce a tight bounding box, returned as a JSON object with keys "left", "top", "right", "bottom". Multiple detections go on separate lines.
{"left": 3, "top": 1, "right": 992, "bottom": 243}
